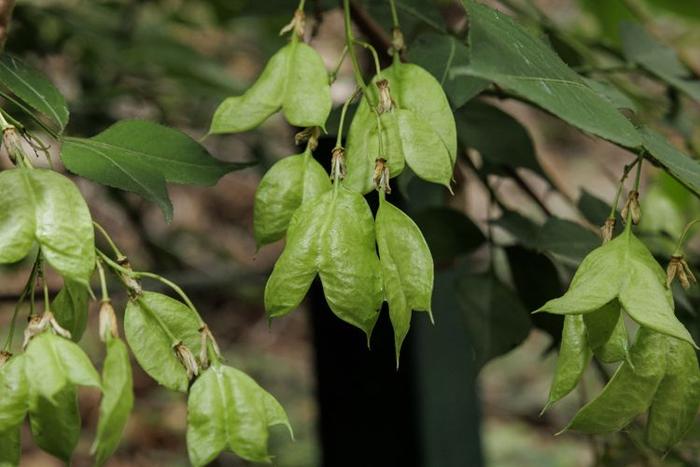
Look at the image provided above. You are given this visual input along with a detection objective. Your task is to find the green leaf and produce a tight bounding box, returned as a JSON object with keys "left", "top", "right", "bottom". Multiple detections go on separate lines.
{"left": 51, "top": 279, "right": 90, "bottom": 342}
{"left": 537, "top": 217, "right": 601, "bottom": 266}
{"left": 455, "top": 100, "right": 547, "bottom": 177}
{"left": 621, "top": 22, "right": 700, "bottom": 102}
{"left": 0, "top": 169, "right": 95, "bottom": 285}
{"left": 24, "top": 332, "right": 101, "bottom": 402}
{"left": 454, "top": 272, "right": 532, "bottom": 370}
{"left": 124, "top": 291, "right": 201, "bottom": 392}
{"left": 186, "top": 364, "right": 292, "bottom": 466}
{"left": 29, "top": 384, "right": 81, "bottom": 462}
{"left": 642, "top": 0, "right": 700, "bottom": 19}
{"left": 646, "top": 336, "right": 700, "bottom": 452}
{"left": 583, "top": 301, "right": 630, "bottom": 364}
{"left": 583, "top": 78, "right": 638, "bottom": 112}
{"left": 459, "top": 0, "right": 641, "bottom": 147}
{"left": 639, "top": 127, "right": 700, "bottom": 199}
{"left": 376, "top": 197, "right": 433, "bottom": 364}
{"left": 345, "top": 62, "right": 456, "bottom": 192}
{"left": 412, "top": 207, "right": 485, "bottom": 262}
{"left": 537, "top": 225, "right": 695, "bottom": 346}
{"left": 0, "top": 54, "right": 69, "bottom": 131}
{"left": 543, "top": 315, "right": 591, "bottom": 412}
{"left": 578, "top": 190, "right": 615, "bottom": 226}
{"left": 61, "top": 120, "right": 248, "bottom": 222}
{"left": 0, "top": 426, "right": 20, "bottom": 467}
{"left": 408, "top": 32, "right": 489, "bottom": 108}
{"left": 565, "top": 328, "right": 667, "bottom": 433}
{"left": 0, "top": 355, "right": 28, "bottom": 433}
{"left": 254, "top": 150, "right": 331, "bottom": 246}
{"left": 92, "top": 338, "right": 134, "bottom": 466}
{"left": 264, "top": 186, "right": 383, "bottom": 338}
{"left": 210, "top": 41, "right": 331, "bottom": 133}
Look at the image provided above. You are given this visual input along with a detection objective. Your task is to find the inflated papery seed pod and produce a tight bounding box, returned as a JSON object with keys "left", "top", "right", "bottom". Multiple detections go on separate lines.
{"left": 563, "top": 327, "right": 667, "bottom": 434}
{"left": 375, "top": 195, "right": 433, "bottom": 365}
{"left": 542, "top": 315, "right": 590, "bottom": 412}
{"left": 264, "top": 186, "right": 383, "bottom": 340}
{"left": 646, "top": 336, "right": 700, "bottom": 453}
{"left": 345, "top": 61, "right": 457, "bottom": 193}
{"left": 253, "top": 148, "right": 331, "bottom": 247}
{"left": 209, "top": 36, "right": 332, "bottom": 133}
{"left": 583, "top": 300, "right": 629, "bottom": 364}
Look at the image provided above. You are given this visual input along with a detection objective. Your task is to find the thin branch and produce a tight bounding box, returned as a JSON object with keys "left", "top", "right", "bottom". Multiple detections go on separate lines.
{"left": 0, "top": 0, "right": 15, "bottom": 51}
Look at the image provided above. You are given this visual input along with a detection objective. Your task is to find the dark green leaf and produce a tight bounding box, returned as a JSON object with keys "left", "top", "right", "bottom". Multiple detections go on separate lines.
{"left": 124, "top": 292, "right": 201, "bottom": 392}
{"left": 0, "top": 426, "right": 20, "bottom": 466}
{"left": 640, "top": 127, "right": 700, "bottom": 200}
{"left": 578, "top": 190, "right": 614, "bottom": 226}
{"left": 92, "top": 338, "right": 134, "bottom": 466}
{"left": 459, "top": 0, "right": 641, "bottom": 147}
{"left": 543, "top": 315, "right": 590, "bottom": 411}
{"left": 0, "top": 355, "right": 28, "bottom": 433}
{"left": 537, "top": 217, "right": 600, "bottom": 266}
{"left": 0, "top": 54, "right": 69, "bottom": 131}
{"left": 52, "top": 279, "right": 89, "bottom": 342}
{"left": 412, "top": 207, "right": 485, "bottom": 261}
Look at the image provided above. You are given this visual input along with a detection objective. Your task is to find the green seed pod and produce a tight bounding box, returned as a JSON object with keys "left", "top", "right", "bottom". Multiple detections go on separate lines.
{"left": 583, "top": 301, "right": 629, "bottom": 364}
{"left": 564, "top": 327, "right": 667, "bottom": 434}
{"left": 542, "top": 314, "right": 590, "bottom": 413}
{"left": 210, "top": 40, "right": 332, "bottom": 134}
{"left": 345, "top": 62, "right": 456, "bottom": 193}
{"left": 646, "top": 336, "right": 700, "bottom": 453}
{"left": 264, "top": 186, "right": 383, "bottom": 338}
{"left": 375, "top": 196, "right": 433, "bottom": 365}
{"left": 253, "top": 150, "right": 331, "bottom": 247}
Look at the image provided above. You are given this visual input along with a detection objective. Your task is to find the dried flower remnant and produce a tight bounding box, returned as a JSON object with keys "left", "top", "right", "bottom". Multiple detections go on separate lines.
{"left": 601, "top": 218, "right": 615, "bottom": 243}
{"left": 175, "top": 342, "right": 199, "bottom": 380}
{"left": 667, "top": 255, "right": 697, "bottom": 289}
{"left": 621, "top": 190, "right": 641, "bottom": 224}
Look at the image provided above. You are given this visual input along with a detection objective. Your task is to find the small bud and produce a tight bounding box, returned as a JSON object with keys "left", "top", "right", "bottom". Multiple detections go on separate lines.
{"left": 391, "top": 27, "right": 405, "bottom": 55}
{"left": 667, "top": 255, "right": 697, "bottom": 289}
{"left": 621, "top": 190, "right": 641, "bottom": 225}
{"left": 279, "top": 9, "right": 305, "bottom": 38}
{"left": 373, "top": 158, "right": 391, "bottom": 194}
{"left": 0, "top": 351, "right": 12, "bottom": 367}
{"left": 376, "top": 80, "right": 395, "bottom": 114}
{"left": 2, "top": 126, "right": 24, "bottom": 165}
{"left": 331, "top": 146, "right": 346, "bottom": 181}
{"left": 600, "top": 218, "right": 615, "bottom": 244}
{"left": 198, "top": 325, "right": 221, "bottom": 370}
{"left": 98, "top": 300, "right": 119, "bottom": 342}
{"left": 175, "top": 342, "right": 199, "bottom": 380}
{"left": 295, "top": 127, "right": 320, "bottom": 150}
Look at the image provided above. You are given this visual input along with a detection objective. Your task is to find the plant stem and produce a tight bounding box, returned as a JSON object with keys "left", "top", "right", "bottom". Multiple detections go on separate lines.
{"left": 2, "top": 252, "right": 40, "bottom": 351}
{"left": 609, "top": 158, "right": 640, "bottom": 220}
{"left": 353, "top": 39, "right": 382, "bottom": 77}
{"left": 388, "top": 0, "right": 400, "bottom": 29}
{"left": 298, "top": 0, "right": 306, "bottom": 10}
{"left": 633, "top": 152, "right": 644, "bottom": 192}
{"left": 343, "top": 0, "right": 376, "bottom": 107}
{"left": 93, "top": 221, "right": 124, "bottom": 258}
{"left": 136, "top": 271, "right": 204, "bottom": 324}
{"left": 674, "top": 219, "right": 700, "bottom": 255}
{"left": 336, "top": 88, "right": 359, "bottom": 147}
{"left": 329, "top": 45, "right": 348, "bottom": 84}
{"left": 95, "top": 258, "right": 109, "bottom": 302}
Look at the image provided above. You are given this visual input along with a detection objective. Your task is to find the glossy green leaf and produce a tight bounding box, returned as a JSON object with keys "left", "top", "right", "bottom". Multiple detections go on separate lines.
{"left": 455, "top": 100, "right": 547, "bottom": 177}
{"left": 412, "top": 207, "right": 485, "bottom": 262}
{"left": 646, "top": 337, "right": 700, "bottom": 452}
{"left": 565, "top": 328, "right": 667, "bottom": 433}
{"left": 0, "top": 169, "right": 94, "bottom": 285}
{"left": 345, "top": 61, "right": 456, "bottom": 192}
{"left": 0, "top": 355, "right": 28, "bottom": 433}
{"left": 640, "top": 127, "right": 700, "bottom": 199}
{"left": 29, "top": 384, "right": 81, "bottom": 462}
{"left": 254, "top": 150, "right": 331, "bottom": 246}
{"left": 264, "top": 186, "right": 383, "bottom": 338}
{"left": 621, "top": 22, "right": 700, "bottom": 102}
{"left": 124, "top": 292, "right": 201, "bottom": 392}
{"left": 186, "top": 364, "right": 292, "bottom": 466}
{"left": 61, "top": 120, "right": 248, "bottom": 222}
{"left": 24, "top": 332, "right": 101, "bottom": 402}
{"left": 408, "top": 32, "right": 489, "bottom": 108}
{"left": 537, "top": 225, "right": 694, "bottom": 345}
{"left": 52, "top": 279, "right": 89, "bottom": 342}
{"left": 583, "top": 301, "right": 629, "bottom": 364}
{"left": 211, "top": 40, "right": 331, "bottom": 133}
{"left": 583, "top": 78, "right": 638, "bottom": 112}
{"left": 0, "top": 426, "right": 20, "bottom": 467}
{"left": 454, "top": 272, "right": 532, "bottom": 370}
{"left": 543, "top": 315, "right": 590, "bottom": 412}
{"left": 92, "top": 338, "right": 134, "bottom": 466}
{"left": 376, "top": 197, "right": 433, "bottom": 363}
{"left": 0, "top": 54, "right": 69, "bottom": 131}
{"left": 459, "top": 0, "right": 641, "bottom": 148}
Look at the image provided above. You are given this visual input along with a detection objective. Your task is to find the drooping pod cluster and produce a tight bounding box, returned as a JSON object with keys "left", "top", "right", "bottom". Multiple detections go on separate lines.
{"left": 538, "top": 219, "right": 700, "bottom": 453}
{"left": 212, "top": 9, "right": 456, "bottom": 362}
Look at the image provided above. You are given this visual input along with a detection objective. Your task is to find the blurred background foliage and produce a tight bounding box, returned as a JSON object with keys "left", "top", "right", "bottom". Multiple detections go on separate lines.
{"left": 2, "top": 0, "right": 700, "bottom": 465}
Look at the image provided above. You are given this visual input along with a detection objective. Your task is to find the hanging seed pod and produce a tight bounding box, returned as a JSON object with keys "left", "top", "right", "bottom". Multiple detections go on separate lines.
{"left": 621, "top": 190, "right": 641, "bottom": 224}
{"left": 600, "top": 218, "right": 615, "bottom": 243}
{"left": 210, "top": 38, "right": 332, "bottom": 134}
{"left": 666, "top": 255, "right": 697, "bottom": 289}
{"left": 345, "top": 62, "right": 456, "bottom": 193}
